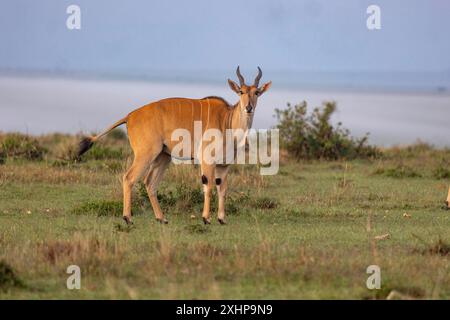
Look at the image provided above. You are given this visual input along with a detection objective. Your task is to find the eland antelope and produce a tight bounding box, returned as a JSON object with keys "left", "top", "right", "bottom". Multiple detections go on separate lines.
{"left": 77, "top": 67, "right": 272, "bottom": 225}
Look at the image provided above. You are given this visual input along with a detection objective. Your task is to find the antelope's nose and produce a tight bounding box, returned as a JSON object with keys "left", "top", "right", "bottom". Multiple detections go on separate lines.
{"left": 245, "top": 105, "right": 253, "bottom": 113}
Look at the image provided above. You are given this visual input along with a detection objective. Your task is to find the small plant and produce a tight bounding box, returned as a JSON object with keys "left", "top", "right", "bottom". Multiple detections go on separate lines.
{"left": 252, "top": 196, "right": 278, "bottom": 210}
{"left": 274, "top": 101, "right": 379, "bottom": 160}
{"left": 114, "top": 223, "right": 135, "bottom": 233}
{"left": 223, "top": 191, "right": 251, "bottom": 215}
{"left": 185, "top": 224, "right": 211, "bottom": 234}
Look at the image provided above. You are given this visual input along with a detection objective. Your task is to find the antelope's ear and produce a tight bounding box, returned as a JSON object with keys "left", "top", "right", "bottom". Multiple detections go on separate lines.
{"left": 227, "top": 79, "right": 241, "bottom": 94}
{"left": 258, "top": 81, "right": 272, "bottom": 96}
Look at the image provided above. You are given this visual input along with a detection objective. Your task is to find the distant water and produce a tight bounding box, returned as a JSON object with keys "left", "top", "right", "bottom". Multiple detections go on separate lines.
{"left": 0, "top": 75, "right": 449, "bottom": 147}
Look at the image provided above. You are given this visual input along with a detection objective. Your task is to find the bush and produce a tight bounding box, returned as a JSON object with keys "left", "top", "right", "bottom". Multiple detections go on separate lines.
{"left": 274, "top": 101, "right": 379, "bottom": 160}
{"left": 0, "top": 133, "right": 47, "bottom": 161}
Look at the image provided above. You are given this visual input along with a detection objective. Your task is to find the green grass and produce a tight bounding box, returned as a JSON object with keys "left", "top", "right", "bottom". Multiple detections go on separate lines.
{"left": 0, "top": 146, "right": 449, "bottom": 299}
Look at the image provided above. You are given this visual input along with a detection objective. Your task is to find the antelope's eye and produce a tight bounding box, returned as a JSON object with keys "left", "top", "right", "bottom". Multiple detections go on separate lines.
{"left": 239, "top": 90, "right": 244, "bottom": 95}
{"left": 255, "top": 91, "right": 260, "bottom": 96}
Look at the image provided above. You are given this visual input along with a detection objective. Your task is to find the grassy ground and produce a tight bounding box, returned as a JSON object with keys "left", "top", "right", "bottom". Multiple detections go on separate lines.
{"left": 0, "top": 133, "right": 449, "bottom": 299}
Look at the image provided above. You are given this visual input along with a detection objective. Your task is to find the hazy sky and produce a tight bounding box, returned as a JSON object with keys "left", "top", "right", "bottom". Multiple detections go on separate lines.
{"left": 1, "top": 0, "right": 450, "bottom": 76}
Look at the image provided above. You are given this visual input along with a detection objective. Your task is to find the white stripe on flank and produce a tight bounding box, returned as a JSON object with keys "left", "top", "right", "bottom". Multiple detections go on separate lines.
{"left": 206, "top": 98, "right": 211, "bottom": 130}
{"left": 199, "top": 100, "right": 203, "bottom": 130}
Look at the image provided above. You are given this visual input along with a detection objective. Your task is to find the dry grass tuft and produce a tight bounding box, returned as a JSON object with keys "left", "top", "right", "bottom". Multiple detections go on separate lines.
{"left": 37, "top": 234, "right": 126, "bottom": 274}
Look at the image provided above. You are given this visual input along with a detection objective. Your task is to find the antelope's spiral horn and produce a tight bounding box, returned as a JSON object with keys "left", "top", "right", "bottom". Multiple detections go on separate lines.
{"left": 254, "top": 67, "right": 262, "bottom": 87}
{"left": 236, "top": 66, "right": 245, "bottom": 86}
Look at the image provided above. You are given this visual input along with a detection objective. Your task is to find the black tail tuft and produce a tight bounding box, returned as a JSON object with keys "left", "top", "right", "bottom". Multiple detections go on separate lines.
{"left": 77, "top": 137, "right": 94, "bottom": 159}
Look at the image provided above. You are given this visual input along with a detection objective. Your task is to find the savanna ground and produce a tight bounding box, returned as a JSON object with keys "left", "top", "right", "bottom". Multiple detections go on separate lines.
{"left": 0, "top": 131, "right": 449, "bottom": 299}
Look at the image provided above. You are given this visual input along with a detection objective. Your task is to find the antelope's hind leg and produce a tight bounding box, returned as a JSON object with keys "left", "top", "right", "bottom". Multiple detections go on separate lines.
{"left": 144, "top": 152, "right": 171, "bottom": 224}
{"left": 122, "top": 148, "right": 161, "bottom": 225}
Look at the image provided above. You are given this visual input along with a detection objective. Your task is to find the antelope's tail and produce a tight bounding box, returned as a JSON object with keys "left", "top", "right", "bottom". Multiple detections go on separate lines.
{"left": 77, "top": 116, "right": 128, "bottom": 158}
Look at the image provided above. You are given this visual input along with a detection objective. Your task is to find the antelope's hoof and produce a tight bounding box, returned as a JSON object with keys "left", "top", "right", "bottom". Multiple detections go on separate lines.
{"left": 218, "top": 219, "right": 226, "bottom": 225}
{"left": 203, "top": 217, "right": 211, "bottom": 225}
{"left": 156, "top": 218, "right": 169, "bottom": 224}
{"left": 123, "top": 216, "right": 133, "bottom": 225}
{"left": 443, "top": 201, "right": 449, "bottom": 210}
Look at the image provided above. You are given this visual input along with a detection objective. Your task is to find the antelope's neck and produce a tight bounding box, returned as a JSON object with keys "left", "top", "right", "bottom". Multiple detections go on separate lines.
{"left": 227, "top": 102, "right": 252, "bottom": 132}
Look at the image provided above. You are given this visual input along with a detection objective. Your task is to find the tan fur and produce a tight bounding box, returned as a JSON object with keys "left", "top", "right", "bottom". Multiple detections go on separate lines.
{"left": 446, "top": 186, "right": 450, "bottom": 208}
{"left": 79, "top": 68, "right": 271, "bottom": 224}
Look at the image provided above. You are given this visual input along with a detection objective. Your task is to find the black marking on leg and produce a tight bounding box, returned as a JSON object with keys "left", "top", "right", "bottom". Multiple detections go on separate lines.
{"left": 156, "top": 218, "right": 169, "bottom": 224}
{"left": 218, "top": 218, "right": 226, "bottom": 225}
{"left": 215, "top": 178, "right": 222, "bottom": 185}
{"left": 123, "top": 216, "right": 133, "bottom": 225}
{"left": 201, "top": 175, "right": 208, "bottom": 184}
{"left": 203, "top": 217, "right": 211, "bottom": 225}
{"left": 444, "top": 201, "right": 449, "bottom": 210}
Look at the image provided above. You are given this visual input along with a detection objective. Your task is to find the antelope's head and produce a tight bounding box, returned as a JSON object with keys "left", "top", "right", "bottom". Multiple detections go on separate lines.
{"left": 228, "top": 66, "right": 272, "bottom": 117}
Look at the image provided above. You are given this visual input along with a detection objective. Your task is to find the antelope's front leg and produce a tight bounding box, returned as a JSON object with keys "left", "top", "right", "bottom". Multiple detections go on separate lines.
{"left": 215, "top": 165, "right": 229, "bottom": 225}
{"left": 200, "top": 164, "right": 215, "bottom": 224}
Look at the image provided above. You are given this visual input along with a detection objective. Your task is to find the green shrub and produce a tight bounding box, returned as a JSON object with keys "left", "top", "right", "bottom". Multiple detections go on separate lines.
{"left": 274, "top": 101, "right": 379, "bottom": 160}
{"left": 0, "top": 133, "right": 47, "bottom": 161}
